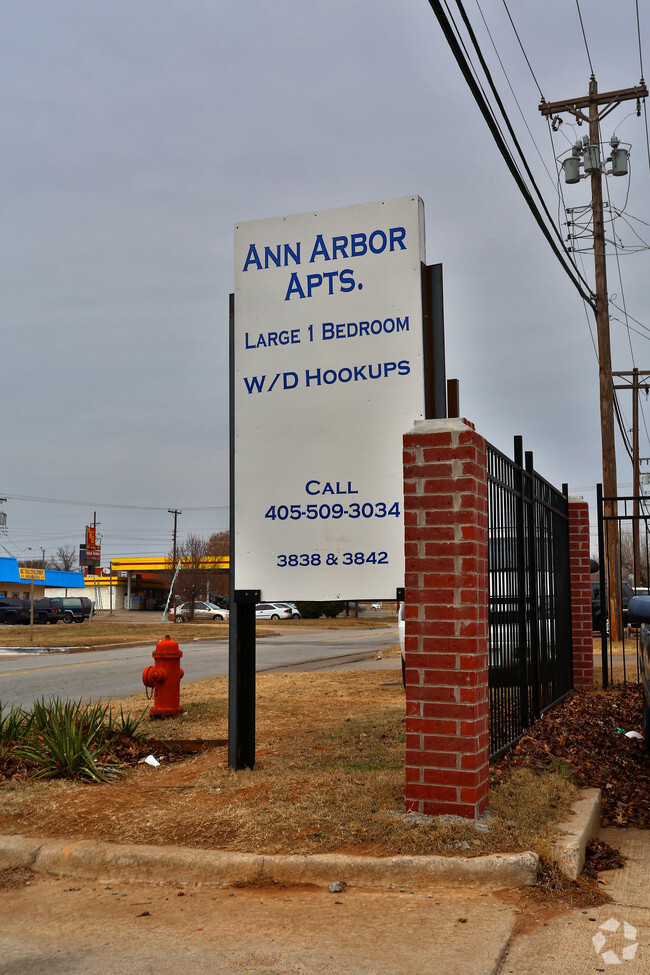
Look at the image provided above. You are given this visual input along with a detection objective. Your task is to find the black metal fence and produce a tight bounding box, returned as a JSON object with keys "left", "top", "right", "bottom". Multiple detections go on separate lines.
{"left": 487, "top": 437, "right": 573, "bottom": 759}
{"left": 596, "top": 487, "right": 650, "bottom": 687}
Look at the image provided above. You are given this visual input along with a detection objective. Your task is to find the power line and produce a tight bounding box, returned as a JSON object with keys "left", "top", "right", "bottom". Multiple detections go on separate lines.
{"left": 451, "top": 0, "right": 582, "bottom": 260}
{"left": 499, "top": 0, "right": 544, "bottom": 99}
{"left": 425, "top": 0, "right": 595, "bottom": 306}
{"left": 475, "top": 0, "right": 558, "bottom": 190}
{"left": 605, "top": 171, "right": 637, "bottom": 364}
{"left": 574, "top": 0, "right": 594, "bottom": 76}
{"left": 0, "top": 492, "right": 227, "bottom": 512}
{"left": 609, "top": 299, "right": 650, "bottom": 337}
{"left": 613, "top": 388, "right": 634, "bottom": 461}
{"left": 636, "top": 0, "right": 645, "bottom": 81}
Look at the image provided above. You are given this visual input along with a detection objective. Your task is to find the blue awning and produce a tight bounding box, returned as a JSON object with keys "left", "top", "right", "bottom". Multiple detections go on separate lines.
{"left": 0, "top": 557, "right": 85, "bottom": 589}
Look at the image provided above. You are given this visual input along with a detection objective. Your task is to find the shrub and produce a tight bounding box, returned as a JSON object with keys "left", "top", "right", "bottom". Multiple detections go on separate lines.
{"left": 295, "top": 601, "right": 346, "bottom": 619}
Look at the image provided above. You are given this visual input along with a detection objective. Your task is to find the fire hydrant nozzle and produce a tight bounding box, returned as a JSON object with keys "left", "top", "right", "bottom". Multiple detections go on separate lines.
{"left": 142, "top": 635, "right": 184, "bottom": 718}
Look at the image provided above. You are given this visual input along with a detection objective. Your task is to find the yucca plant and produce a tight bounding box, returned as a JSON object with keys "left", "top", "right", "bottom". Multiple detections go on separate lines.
{"left": 17, "top": 698, "right": 119, "bottom": 782}
{"left": 109, "top": 704, "right": 147, "bottom": 740}
{"left": 0, "top": 702, "right": 30, "bottom": 760}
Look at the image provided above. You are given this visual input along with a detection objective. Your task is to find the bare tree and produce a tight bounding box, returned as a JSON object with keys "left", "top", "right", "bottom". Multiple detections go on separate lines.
{"left": 207, "top": 530, "right": 229, "bottom": 559}
{"left": 206, "top": 530, "right": 230, "bottom": 602}
{"left": 619, "top": 531, "right": 650, "bottom": 586}
{"left": 175, "top": 533, "right": 211, "bottom": 617}
{"left": 49, "top": 545, "right": 78, "bottom": 572}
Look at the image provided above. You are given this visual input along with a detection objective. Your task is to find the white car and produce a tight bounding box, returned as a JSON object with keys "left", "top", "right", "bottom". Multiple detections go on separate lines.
{"left": 173, "top": 601, "right": 229, "bottom": 622}
{"left": 255, "top": 602, "right": 293, "bottom": 620}
{"left": 274, "top": 602, "right": 301, "bottom": 619}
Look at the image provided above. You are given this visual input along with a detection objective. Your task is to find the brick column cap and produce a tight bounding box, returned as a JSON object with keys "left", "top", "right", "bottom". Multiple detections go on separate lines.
{"left": 405, "top": 417, "right": 476, "bottom": 437}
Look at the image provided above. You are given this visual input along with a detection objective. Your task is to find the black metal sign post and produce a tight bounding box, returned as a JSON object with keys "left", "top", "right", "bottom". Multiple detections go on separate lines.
{"left": 421, "top": 263, "right": 447, "bottom": 420}
{"left": 228, "top": 292, "right": 260, "bottom": 769}
{"left": 228, "top": 590, "right": 259, "bottom": 770}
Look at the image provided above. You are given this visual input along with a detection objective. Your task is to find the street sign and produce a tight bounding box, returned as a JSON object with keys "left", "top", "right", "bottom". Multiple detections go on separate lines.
{"left": 18, "top": 567, "right": 45, "bottom": 581}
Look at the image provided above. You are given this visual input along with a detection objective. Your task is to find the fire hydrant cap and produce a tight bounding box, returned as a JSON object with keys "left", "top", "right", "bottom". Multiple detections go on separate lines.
{"left": 153, "top": 636, "right": 182, "bottom": 659}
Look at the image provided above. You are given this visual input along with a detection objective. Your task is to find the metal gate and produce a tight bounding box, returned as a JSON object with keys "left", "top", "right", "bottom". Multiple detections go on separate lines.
{"left": 487, "top": 437, "right": 573, "bottom": 759}
{"left": 596, "top": 486, "right": 649, "bottom": 687}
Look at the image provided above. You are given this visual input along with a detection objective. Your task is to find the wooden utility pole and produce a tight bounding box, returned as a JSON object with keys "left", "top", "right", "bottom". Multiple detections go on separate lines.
{"left": 168, "top": 508, "right": 182, "bottom": 621}
{"left": 613, "top": 369, "right": 650, "bottom": 587}
{"left": 540, "top": 77, "right": 648, "bottom": 639}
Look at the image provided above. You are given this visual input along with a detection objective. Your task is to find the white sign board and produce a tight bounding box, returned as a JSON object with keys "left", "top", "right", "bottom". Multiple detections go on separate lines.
{"left": 233, "top": 195, "right": 426, "bottom": 600}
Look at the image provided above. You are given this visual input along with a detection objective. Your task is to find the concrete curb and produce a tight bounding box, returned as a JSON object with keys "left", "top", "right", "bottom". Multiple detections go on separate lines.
{"left": 553, "top": 787, "right": 602, "bottom": 879}
{"left": 0, "top": 792, "right": 601, "bottom": 892}
{"left": 0, "top": 834, "right": 538, "bottom": 891}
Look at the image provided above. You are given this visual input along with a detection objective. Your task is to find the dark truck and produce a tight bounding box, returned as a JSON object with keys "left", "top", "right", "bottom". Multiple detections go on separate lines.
{"left": 0, "top": 597, "right": 31, "bottom": 624}
{"left": 625, "top": 595, "right": 650, "bottom": 751}
{"left": 34, "top": 597, "right": 65, "bottom": 624}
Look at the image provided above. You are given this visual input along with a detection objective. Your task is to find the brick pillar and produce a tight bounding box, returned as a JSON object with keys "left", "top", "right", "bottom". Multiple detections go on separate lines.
{"left": 568, "top": 497, "right": 593, "bottom": 689}
{"left": 403, "top": 417, "right": 489, "bottom": 819}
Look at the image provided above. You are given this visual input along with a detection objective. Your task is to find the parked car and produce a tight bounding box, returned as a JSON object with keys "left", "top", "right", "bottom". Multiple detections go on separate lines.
{"left": 60, "top": 597, "right": 94, "bottom": 623}
{"left": 274, "top": 602, "right": 301, "bottom": 619}
{"left": 624, "top": 595, "right": 650, "bottom": 751}
{"left": 34, "top": 597, "right": 65, "bottom": 624}
{"left": 174, "top": 601, "right": 228, "bottom": 622}
{"left": 255, "top": 602, "right": 293, "bottom": 620}
{"left": 0, "top": 597, "right": 31, "bottom": 625}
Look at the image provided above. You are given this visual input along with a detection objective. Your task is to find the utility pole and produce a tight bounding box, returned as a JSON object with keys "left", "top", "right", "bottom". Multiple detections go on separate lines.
{"left": 540, "top": 76, "right": 648, "bottom": 639}
{"left": 613, "top": 369, "right": 650, "bottom": 588}
{"left": 168, "top": 508, "right": 182, "bottom": 621}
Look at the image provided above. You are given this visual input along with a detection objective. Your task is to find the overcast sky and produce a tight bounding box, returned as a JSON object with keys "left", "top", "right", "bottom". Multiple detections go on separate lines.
{"left": 2, "top": 0, "right": 649, "bottom": 563}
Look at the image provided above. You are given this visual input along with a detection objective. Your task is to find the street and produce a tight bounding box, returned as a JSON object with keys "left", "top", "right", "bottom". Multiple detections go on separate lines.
{"left": 0, "top": 625, "right": 399, "bottom": 709}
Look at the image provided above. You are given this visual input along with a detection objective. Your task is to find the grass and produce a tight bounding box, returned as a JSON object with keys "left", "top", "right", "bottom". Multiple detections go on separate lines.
{"left": 0, "top": 614, "right": 390, "bottom": 650}
{"left": 0, "top": 670, "right": 579, "bottom": 866}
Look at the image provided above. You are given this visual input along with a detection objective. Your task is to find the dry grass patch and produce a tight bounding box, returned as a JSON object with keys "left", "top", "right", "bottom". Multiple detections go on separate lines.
{"left": 0, "top": 670, "right": 580, "bottom": 866}
{"left": 0, "top": 615, "right": 390, "bottom": 651}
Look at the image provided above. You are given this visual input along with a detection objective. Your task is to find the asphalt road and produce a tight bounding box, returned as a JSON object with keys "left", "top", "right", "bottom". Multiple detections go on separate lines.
{"left": 0, "top": 625, "right": 399, "bottom": 710}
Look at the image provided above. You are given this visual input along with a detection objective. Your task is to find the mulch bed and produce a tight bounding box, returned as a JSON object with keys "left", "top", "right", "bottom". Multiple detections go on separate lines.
{"left": 492, "top": 685, "right": 650, "bottom": 828}
{"left": 0, "top": 738, "right": 226, "bottom": 782}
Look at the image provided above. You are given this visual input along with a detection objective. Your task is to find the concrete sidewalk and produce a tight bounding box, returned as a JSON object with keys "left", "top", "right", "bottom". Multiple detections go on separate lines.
{"left": 0, "top": 789, "right": 607, "bottom": 975}
{"left": 3, "top": 827, "right": 648, "bottom": 975}
{"left": 499, "top": 828, "right": 650, "bottom": 974}
{"left": 0, "top": 872, "right": 517, "bottom": 975}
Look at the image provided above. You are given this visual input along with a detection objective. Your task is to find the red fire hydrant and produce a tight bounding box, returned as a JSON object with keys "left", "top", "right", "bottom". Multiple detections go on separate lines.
{"left": 142, "top": 635, "right": 184, "bottom": 718}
